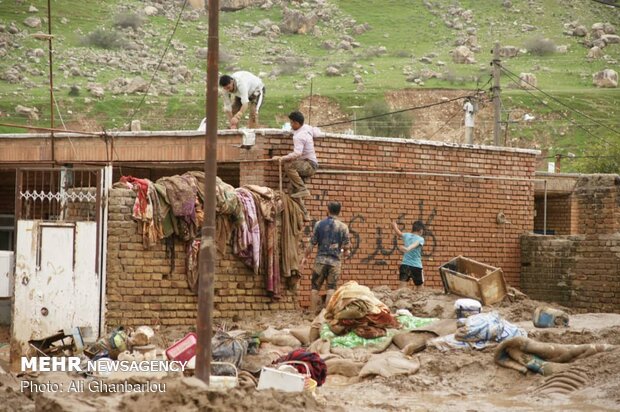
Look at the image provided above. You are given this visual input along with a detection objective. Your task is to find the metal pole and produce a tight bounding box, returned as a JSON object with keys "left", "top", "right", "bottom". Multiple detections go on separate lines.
{"left": 196, "top": 0, "right": 219, "bottom": 384}
{"left": 492, "top": 42, "right": 501, "bottom": 146}
{"left": 47, "top": 0, "right": 55, "bottom": 163}
{"left": 555, "top": 154, "right": 562, "bottom": 173}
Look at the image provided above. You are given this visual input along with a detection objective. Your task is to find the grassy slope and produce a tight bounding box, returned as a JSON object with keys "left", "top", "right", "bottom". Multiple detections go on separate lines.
{"left": 0, "top": 0, "right": 618, "bottom": 171}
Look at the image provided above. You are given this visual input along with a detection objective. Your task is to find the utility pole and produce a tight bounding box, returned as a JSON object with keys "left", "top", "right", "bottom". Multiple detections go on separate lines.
{"left": 555, "top": 154, "right": 562, "bottom": 173}
{"left": 492, "top": 42, "right": 501, "bottom": 146}
{"left": 196, "top": 0, "right": 218, "bottom": 384}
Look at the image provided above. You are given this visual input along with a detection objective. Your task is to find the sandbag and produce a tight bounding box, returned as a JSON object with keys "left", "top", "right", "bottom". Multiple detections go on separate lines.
{"left": 289, "top": 327, "right": 311, "bottom": 346}
{"left": 241, "top": 352, "right": 277, "bottom": 374}
{"left": 259, "top": 326, "right": 281, "bottom": 342}
{"left": 309, "top": 327, "right": 320, "bottom": 344}
{"left": 259, "top": 342, "right": 295, "bottom": 357}
{"left": 359, "top": 351, "right": 420, "bottom": 378}
{"left": 325, "top": 358, "right": 364, "bottom": 377}
{"left": 308, "top": 339, "right": 331, "bottom": 355}
{"left": 393, "top": 331, "right": 436, "bottom": 355}
{"left": 393, "top": 332, "right": 421, "bottom": 349}
{"left": 330, "top": 347, "right": 372, "bottom": 363}
{"left": 392, "top": 318, "right": 457, "bottom": 354}
{"left": 260, "top": 326, "right": 302, "bottom": 347}
{"left": 414, "top": 319, "right": 457, "bottom": 337}
{"left": 309, "top": 310, "right": 327, "bottom": 344}
{"left": 269, "top": 334, "right": 302, "bottom": 348}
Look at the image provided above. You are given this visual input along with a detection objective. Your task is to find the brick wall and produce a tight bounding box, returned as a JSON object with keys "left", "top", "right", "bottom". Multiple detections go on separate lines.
{"left": 521, "top": 234, "right": 620, "bottom": 313}
{"left": 534, "top": 194, "right": 572, "bottom": 235}
{"left": 247, "top": 133, "right": 537, "bottom": 308}
{"left": 105, "top": 188, "right": 296, "bottom": 327}
{"left": 522, "top": 175, "right": 620, "bottom": 313}
{"left": 104, "top": 133, "right": 538, "bottom": 323}
{"left": 573, "top": 175, "right": 620, "bottom": 235}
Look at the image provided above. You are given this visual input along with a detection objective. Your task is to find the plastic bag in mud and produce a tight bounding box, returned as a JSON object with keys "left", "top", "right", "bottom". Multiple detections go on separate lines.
{"left": 212, "top": 331, "right": 248, "bottom": 375}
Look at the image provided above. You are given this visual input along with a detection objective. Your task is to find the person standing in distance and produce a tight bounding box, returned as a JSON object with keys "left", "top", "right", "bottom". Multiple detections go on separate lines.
{"left": 219, "top": 71, "right": 265, "bottom": 129}
{"left": 463, "top": 97, "right": 475, "bottom": 144}
{"left": 302, "top": 201, "right": 351, "bottom": 315}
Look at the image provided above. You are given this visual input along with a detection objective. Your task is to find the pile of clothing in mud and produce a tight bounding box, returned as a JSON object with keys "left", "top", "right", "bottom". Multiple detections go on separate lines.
{"left": 117, "top": 172, "right": 305, "bottom": 299}
{"left": 324, "top": 281, "right": 401, "bottom": 339}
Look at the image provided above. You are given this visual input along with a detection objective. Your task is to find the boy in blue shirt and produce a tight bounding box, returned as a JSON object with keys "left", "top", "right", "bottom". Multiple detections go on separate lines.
{"left": 391, "top": 220, "right": 425, "bottom": 290}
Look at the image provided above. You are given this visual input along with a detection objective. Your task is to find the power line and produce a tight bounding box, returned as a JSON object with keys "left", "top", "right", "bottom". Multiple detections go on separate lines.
{"left": 316, "top": 94, "right": 475, "bottom": 128}
{"left": 499, "top": 64, "right": 620, "bottom": 137}
{"left": 498, "top": 66, "right": 620, "bottom": 153}
{"left": 591, "top": 0, "right": 620, "bottom": 7}
{"left": 426, "top": 109, "right": 461, "bottom": 140}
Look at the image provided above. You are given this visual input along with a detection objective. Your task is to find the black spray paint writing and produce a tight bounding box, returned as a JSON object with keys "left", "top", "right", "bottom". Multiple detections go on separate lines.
{"left": 304, "top": 192, "right": 437, "bottom": 265}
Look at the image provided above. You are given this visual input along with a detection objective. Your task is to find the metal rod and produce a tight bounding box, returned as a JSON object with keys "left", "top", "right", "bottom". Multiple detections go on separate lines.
{"left": 316, "top": 168, "right": 541, "bottom": 183}
{"left": 196, "top": 0, "right": 219, "bottom": 385}
{"left": 47, "top": 0, "right": 55, "bottom": 163}
{"left": 0, "top": 122, "right": 103, "bottom": 136}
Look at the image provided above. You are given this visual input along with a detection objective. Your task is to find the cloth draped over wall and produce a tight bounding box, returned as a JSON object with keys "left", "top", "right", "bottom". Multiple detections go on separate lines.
{"left": 118, "top": 172, "right": 304, "bottom": 300}
{"left": 245, "top": 185, "right": 282, "bottom": 298}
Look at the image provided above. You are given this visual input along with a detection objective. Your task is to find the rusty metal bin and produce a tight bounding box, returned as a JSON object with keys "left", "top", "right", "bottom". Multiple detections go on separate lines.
{"left": 439, "top": 256, "right": 507, "bottom": 305}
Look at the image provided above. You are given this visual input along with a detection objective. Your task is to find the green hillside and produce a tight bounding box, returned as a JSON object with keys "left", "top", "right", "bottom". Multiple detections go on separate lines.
{"left": 0, "top": 0, "right": 619, "bottom": 172}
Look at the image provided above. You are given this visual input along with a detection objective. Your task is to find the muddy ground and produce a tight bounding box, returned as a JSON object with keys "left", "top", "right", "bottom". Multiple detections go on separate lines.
{"left": 1, "top": 287, "right": 619, "bottom": 411}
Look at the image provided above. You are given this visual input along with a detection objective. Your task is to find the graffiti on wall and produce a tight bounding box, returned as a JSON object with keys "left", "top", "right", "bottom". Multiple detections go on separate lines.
{"left": 304, "top": 190, "right": 437, "bottom": 265}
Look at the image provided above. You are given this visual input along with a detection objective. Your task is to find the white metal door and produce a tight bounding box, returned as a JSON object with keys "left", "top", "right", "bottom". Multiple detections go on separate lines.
{"left": 12, "top": 220, "right": 100, "bottom": 359}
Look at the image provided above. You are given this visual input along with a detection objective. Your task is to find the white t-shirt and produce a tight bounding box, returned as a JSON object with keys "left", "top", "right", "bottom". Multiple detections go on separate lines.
{"left": 221, "top": 71, "right": 264, "bottom": 112}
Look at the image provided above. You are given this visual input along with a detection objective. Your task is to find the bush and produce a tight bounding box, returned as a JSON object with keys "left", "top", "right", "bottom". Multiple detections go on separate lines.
{"left": 524, "top": 37, "right": 556, "bottom": 56}
{"left": 357, "top": 99, "right": 412, "bottom": 138}
{"left": 113, "top": 13, "right": 144, "bottom": 30}
{"left": 574, "top": 142, "right": 620, "bottom": 173}
{"left": 81, "top": 29, "right": 124, "bottom": 50}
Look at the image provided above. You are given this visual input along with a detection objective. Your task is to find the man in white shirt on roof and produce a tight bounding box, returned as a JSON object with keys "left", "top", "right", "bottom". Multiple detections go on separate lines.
{"left": 219, "top": 71, "right": 265, "bottom": 129}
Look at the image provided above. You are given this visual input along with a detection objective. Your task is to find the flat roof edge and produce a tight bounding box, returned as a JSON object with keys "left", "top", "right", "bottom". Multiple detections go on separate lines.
{"left": 0, "top": 128, "right": 541, "bottom": 155}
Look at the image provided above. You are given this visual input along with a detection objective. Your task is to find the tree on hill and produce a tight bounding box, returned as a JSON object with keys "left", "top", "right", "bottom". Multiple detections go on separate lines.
{"left": 357, "top": 100, "right": 412, "bottom": 139}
